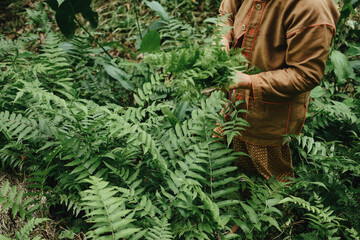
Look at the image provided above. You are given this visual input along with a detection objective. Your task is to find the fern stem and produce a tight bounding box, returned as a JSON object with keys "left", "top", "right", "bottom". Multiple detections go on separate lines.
{"left": 74, "top": 18, "right": 113, "bottom": 59}
{"left": 67, "top": 0, "right": 113, "bottom": 59}
{"left": 131, "top": 0, "right": 152, "bottom": 82}
{"left": 97, "top": 184, "right": 117, "bottom": 239}
{"left": 131, "top": 0, "right": 143, "bottom": 40}
{"left": 205, "top": 125, "right": 214, "bottom": 200}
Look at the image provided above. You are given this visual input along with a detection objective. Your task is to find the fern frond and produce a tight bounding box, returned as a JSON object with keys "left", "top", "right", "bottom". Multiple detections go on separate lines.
{"left": 81, "top": 176, "right": 141, "bottom": 240}
{"left": 0, "top": 181, "right": 34, "bottom": 220}
{"left": 60, "top": 137, "right": 106, "bottom": 185}
{"left": 15, "top": 218, "right": 49, "bottom": 240}
{"left": 34, "top": 33, "right": 75, "bottom": 99}
{"left": 14, "top": 79, "right": 68, "bottom": 109}
{"left": 146, "top": 217, "right": 173, "bottom": 240}
{"left": 289, "top": 134, "right": 329, "bottom": 158}
{"left": 159, "top": 18, "right": 199, "bottom": 49}
{"left": 0, "top": 217, "right": 48, "bottom": 240}
{"left": 128, "top": 130, "right": 168, "bottom": 171}
{"left": 280, "top": 194, "right": 343, "bottom": 225}
{"left": 310, "top": 99, "right": 358, "bottom": 128}
{"left": 58, "top": 193, "right": 82, "bottom": 217}
{"left": 0, "top": 143, "right": 26, "bottom": 169}
{"left": 0, "top": 111, "right": 43, "bottom": 143}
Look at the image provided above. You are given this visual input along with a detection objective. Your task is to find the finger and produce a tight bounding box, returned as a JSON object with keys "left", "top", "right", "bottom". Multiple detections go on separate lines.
{"left": 201, "top": 87, "right": 217, "bottom": 94}
{"left": 228, "top": 84, "right": 236, "bottom": 91}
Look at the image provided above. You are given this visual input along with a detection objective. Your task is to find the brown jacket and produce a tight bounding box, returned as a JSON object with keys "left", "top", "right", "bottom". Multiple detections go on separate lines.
{"left": 219, "top": 0, "right": 340, "bottom": 145}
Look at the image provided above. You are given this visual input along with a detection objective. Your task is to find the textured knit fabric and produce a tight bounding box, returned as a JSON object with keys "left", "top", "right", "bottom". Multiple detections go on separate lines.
{"left": 232, "top": 136, "right": 294, "bottom": 182}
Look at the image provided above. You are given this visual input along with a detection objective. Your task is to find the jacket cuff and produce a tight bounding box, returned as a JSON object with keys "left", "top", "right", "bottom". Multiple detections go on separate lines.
{"left": 249, "top": 74, "right": 262, "bottom": 102}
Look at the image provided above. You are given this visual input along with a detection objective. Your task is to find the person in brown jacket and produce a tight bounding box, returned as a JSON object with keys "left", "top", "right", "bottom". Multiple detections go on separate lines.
{"left": 219, "top": 0, "right": 340, "bottom": 181}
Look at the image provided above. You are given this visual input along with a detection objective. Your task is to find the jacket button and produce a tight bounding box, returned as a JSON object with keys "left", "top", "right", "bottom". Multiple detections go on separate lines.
{"left": 255, "top": 3, "right": 262, "bottom": 10}
{"left": 241, "top": 24, "right": 246, "bottom": 31}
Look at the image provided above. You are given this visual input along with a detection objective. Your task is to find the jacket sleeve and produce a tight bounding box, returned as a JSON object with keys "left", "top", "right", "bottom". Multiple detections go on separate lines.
{"left": 219, "top": 0, "right": 242, "bottom": 42}
{"left": 249, "top": 2, "right": 339, "bottom": 101}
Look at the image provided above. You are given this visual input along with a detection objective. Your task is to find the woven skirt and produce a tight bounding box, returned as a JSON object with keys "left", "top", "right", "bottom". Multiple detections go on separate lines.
{"left": 232, "top": 136, "right": 294, "bottom": 182}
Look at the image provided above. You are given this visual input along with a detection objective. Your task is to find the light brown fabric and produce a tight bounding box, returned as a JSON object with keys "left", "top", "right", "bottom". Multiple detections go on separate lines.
{"left": 232, "top": 136, "right": 294, "bottom": 182}
{"left": 219, "top": 0, "right": 340, "bottom": 145}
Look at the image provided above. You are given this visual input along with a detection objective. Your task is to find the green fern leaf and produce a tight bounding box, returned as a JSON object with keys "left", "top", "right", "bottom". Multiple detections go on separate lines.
{"left": 0, "top": 181, "right": 34, "bottom": 220}
{"left": 82, "top": 176, "right": 141, "bottom": 240}
{"left": 16, "top": 218, "right": 49, "bottom": 240}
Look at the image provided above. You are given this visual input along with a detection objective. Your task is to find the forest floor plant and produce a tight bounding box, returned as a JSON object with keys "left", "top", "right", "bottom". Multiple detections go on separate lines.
{"left": 0, "top": 0, "right": 359, "bottom": 239}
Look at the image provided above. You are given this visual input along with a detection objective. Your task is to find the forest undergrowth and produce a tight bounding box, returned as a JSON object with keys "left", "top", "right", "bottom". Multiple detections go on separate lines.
{"left": 0, "top": 0, "right": 359, "bottom": 239}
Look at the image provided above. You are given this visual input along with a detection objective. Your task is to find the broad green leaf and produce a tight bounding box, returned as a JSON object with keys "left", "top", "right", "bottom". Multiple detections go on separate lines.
{"left": 81, "top": 5, "right": 98, "bottom": 29}
{"left": 49, "top": 0, "right": 98, "bottom": 38}
{"left": 350, "top": 60, "right": 360, "bottom": 71}
{"left": 234, "top": 219, "right": 250, "bottom": 233}
{"left": 161, "top": 107, "right": 178, "bottom": 127}
{"left": 103, "top": 64, "right": 134, "bottom": 90}
{"left": 140, "top": 30, "right": 161, "bottom": 53}
{"left": 135, "top": 20, "right": 164, "bottom": 50}
{"left": 57, "top": 0, "right": 65, "bottom": 5}
{"left": 144, "top": 1, "right": 170, "bottom": 22}
{"left": 55, "top": 9, "right": 76, "bottom": 39}
{"left": 330, "top": 50, "right": 356, "bottom": 84}
{"left": 310, "top": 86, "right": 325, "bottom": 98}
{"left": 346, "top": 43, "right": 360, "bottom": 57}
{"left": 240, "top": 202, "right": 258, "bottom": 223}
{"left": 262, "top": 216, "right": 281, "bottom": 231}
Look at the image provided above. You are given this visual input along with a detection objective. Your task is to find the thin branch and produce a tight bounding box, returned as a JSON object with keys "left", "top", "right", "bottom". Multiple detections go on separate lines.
{"left": 74, "top": 18, "right": 113, "bottom": 59}
{"left": 132, "top": 0, "right": 143, "bottom": 39}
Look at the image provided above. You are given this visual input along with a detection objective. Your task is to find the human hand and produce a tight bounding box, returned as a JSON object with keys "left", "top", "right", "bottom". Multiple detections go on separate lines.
{"left": 220, "top": 36, "right": 231, "bottom": 53}
{"left": 228, "top": 72, "right": 252, "bottom": 91}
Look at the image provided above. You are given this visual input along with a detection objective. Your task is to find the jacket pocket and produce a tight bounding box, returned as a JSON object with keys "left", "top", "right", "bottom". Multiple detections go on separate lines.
{"left": 245, "top": 97, "right": 290, "bottom": 140}
{"left": 288, "top": 92, "right": 309, "bottom": 135}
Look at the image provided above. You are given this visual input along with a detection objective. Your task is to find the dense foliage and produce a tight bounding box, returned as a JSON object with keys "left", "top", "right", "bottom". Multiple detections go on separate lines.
{"left": 0, "top": 0, "right": 359, "bottom": 239}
